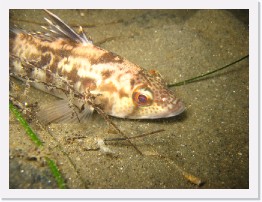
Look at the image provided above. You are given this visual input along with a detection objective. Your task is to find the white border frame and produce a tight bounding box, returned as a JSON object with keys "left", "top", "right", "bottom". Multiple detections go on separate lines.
{"left": 1, "top": 0, "right": 259, "bottom": 200}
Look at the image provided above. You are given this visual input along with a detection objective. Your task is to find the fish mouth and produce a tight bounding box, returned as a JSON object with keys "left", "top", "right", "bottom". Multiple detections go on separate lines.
{"left": 121, "top": 99, "right": 185, "bottom": 120}
{"left": 136, "top": 99, "right": 185, "bottom": 119}
{"left": 165, "top": 99, "right": 185, "bottom": 118}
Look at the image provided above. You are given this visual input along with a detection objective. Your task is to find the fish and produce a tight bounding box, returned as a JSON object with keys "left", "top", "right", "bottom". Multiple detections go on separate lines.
{"left": 9, "top": 10, "right": 185, "bottom": 123}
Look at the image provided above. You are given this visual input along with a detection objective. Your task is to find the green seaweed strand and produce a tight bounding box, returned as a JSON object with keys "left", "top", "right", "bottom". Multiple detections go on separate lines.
{"left": 9, "top": 102, "right": 42, "bottom": 146}
{"left": 9, "top": 102, "right": 66, "bottom": 189}
{"left": 168, "top": 55, "right": 249, "bottom": 87}
{"left": 45, "top": 157, "right": 66, "bottom": 189}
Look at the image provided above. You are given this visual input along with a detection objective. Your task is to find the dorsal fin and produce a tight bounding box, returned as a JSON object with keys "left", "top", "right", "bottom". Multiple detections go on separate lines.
{"left": 44, "top": 9, "right": 92, "bottom": 45}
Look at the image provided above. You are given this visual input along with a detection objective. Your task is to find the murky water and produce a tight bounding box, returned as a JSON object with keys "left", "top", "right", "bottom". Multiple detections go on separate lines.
{"left": 9, "top": 9, "right": 249, "bottom": 189}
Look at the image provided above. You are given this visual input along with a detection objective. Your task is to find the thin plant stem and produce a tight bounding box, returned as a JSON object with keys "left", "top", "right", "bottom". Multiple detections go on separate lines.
{"left": 9, "top": 102, "right": 66, "bottom": 189}
{"left": 168, "top": 55, "right": 249, "bottom": 87}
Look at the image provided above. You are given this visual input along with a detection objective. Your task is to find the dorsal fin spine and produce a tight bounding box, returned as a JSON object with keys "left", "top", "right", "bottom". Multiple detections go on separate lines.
{"left": 44, "top": 9, "right": 92, "bottom": 45}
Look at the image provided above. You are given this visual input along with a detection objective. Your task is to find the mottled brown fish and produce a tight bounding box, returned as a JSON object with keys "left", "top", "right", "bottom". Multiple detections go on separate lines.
{"left": 9, "top": 10, "right": 184, "bottom": 123}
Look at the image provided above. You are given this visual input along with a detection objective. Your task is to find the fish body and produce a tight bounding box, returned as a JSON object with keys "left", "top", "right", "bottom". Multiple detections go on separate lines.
{"left": 9, "top": 10, "right": 184, "bottom": 122}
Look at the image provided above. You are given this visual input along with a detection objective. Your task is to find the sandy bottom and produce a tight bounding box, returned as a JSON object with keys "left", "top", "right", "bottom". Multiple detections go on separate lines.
{"left": 9, "top": 9, "right": 249, "bottom": 189}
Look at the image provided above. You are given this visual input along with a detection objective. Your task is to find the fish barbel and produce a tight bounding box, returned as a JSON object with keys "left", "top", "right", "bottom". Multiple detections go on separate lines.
{"left": 9, "top": 10, "right": 185, "bottom": 123}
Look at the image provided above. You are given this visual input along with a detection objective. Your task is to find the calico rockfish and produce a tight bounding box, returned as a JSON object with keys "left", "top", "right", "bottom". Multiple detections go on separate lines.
{"left": 9, "top": 10, "right": 185, "bottom": 123}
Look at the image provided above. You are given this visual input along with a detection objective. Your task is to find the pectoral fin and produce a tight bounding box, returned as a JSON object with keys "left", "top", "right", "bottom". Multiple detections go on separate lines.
{"left": 37, "top": 99, "right": 94, "bottom": 125}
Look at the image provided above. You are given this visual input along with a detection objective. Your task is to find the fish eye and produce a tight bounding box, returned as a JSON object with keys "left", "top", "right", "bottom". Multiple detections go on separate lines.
{"left": 132, "top": 85, "right": 153, "bottom": 106}
{"left": 138, "top": 94, "right": 147, "bottom": 103}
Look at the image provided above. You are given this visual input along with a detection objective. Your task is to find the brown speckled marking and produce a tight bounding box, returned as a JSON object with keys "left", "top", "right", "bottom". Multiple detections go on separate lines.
{"left": 38, "top": 45, "right": 49, "bottom": 53}
{"left": 130, "top": 79, "right": 135, "bottom": 90}
{"left": 115, "top": 71, "right": 129, "bottom": 83}
{"left": 63, "top": 57, "right": 70, "bottom": 65}
{"left": 81, "top": 77, "right": 97, "bottom": 91}
{"left": 119, "top": 88, "right": 129, "bottom": 98}
{"left": 101, "top": 69, "right": 114, "bottom": 79}
{"left": 100, "top": 82, "right": 117, "bottom": 93}
{"left": 59, "top": 39, "right": 78, "bottom": 49}
{"left": 64, "top": 67, "right": 79, "bottom": 83}
{"left": 91, "top": 52, "right": 124, "bottom": 65}
{"left": 28, "top": 52, "right": 52, "bottom": 69}
{"left": 19, "top": 33, "right": 33, "bottom": 41}
{"left": 22, "top": 60, "right": 35, "bottom": 76}
{"left": 96, "top": 96, "right": 112, "bottom": 112}
{"left": 48, "top": 56, "right": 58, "bottom": 73}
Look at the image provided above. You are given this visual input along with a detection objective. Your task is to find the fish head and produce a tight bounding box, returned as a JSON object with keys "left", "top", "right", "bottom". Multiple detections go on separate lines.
{"left": 128, "top": 83, "right": 185, "bottom": 119}
{"left": 105, "top": 69, "right": 185, "bottom": 119}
